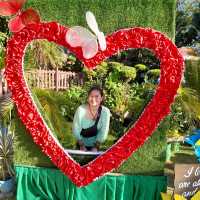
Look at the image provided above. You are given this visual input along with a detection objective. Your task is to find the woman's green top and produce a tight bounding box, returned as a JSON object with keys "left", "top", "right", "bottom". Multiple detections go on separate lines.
{"left": 72, "top": 104, "right": 111, "bottom": 147}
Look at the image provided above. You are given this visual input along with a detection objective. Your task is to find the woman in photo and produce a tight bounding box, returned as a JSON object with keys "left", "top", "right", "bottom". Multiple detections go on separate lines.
{"left": 72, "top": 85, "right": 111, "bottom": 152}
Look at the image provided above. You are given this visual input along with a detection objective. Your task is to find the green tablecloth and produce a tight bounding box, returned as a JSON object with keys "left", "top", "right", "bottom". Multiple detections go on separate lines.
{"left": 15, "top": 165, "right": 167, "bottom": 200}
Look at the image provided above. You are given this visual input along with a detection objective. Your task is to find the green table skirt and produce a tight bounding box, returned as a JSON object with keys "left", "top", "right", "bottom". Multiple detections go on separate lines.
{"left": 15, "top": 165, "right": 167, "bottom": 200}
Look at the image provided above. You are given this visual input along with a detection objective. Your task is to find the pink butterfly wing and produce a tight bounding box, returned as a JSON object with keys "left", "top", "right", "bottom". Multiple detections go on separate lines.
{"left": 66, "top": 26, "right": 98, "bottom": 59}
{"left": 0, "top": 0, "right": 26, "bottom": 16}
{"left": 8, "top": 14, "right": 25, "bottom": 32}
{"left": 82, "top": 38, "right": 98, "bottom": 59}
{"left": 66, "top": 26, "right": 85, "bottom": 47}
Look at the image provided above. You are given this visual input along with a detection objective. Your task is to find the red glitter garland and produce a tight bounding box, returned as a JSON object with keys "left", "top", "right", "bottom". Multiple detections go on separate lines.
{"left": 5, "top": 22, "right": 184, "bottom": 187}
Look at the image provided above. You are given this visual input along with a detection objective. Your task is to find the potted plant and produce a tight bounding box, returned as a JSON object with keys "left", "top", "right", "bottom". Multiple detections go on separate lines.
{"left": 0, "top": 87, "right": 15, "bottom": 194}
{"left": 0, "top": 124, "right": 15, "bottom": 194}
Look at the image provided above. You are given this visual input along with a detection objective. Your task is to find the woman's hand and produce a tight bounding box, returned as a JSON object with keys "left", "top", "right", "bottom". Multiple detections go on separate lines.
{"left": 78, "top": 140, "right": 87, "bottom": 151}
{"left": 80, "top": 145, "right": 87, "bottom": 151}
{"left": 91, "top": 147, "right": 98, "bottom": 152}
{"left": 91, "top": 141, "right": 101, "bottom": 152}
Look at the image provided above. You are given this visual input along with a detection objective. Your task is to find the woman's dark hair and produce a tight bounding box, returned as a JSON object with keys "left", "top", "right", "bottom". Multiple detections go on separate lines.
{"left": 88, "top": 85, "right": 104, "bottom": 97}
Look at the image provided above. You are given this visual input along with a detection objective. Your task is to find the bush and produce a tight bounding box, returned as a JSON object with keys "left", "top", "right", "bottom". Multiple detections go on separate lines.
{"left": 63, "top": 53, "right": 83, "bottom": 72}
{"left": 134, "top": 64, "right": 148, "bottom": 71}
{"left": 145, "top": 69, "right": 160, "bottom": 83}
{"left": 147, "top": 69, "right": 160, "bottom": 76}
{"left": 32, "top": 89, "right": 77, "bottom": 148}
{"left": 0, "top": 48, "right": 5, "bottom": 70}
{"left": 0, "top": 32, "right": 7, "bottom": 70}
{"left": 61, "top": 86, "right": 86, "bottom": 121}
{"left": 165, "top": 87, "right": 200, "bottom": 136}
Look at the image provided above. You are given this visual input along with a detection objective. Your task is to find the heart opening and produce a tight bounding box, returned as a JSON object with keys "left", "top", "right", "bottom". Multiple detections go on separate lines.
{"left": 23, "top": 39, "right": 163, "bottom": 167}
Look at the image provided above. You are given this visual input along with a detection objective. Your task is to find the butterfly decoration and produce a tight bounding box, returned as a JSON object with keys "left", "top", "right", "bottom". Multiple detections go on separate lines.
{"left": 161, "top": 191, "right": 200, "bottom": 200}
{"left": 0, "top": 0, "right": 40, "bottom": 32}
{"left": 65, "top": 11, "right": 106, "bottom": 59}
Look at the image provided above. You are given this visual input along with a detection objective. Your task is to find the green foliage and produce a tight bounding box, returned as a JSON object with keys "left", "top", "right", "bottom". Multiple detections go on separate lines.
{"left": 109, "top": 49, "right": 161, "bottom": 85}
{"left": 32, "top": 89, "right": 77, "bottom": 148}
{"left": 83, "top": 62, "right": 109, "bottom": 83}
{"left": 108, "top": 62, "right": 137, "bottom": 82}
{"left": 146, "top": 69, "right": 160, "bottom": 83}
{"left": 0, "top": 17, "right": 9, "bottom": 70}
{"left": 62, "top": 53, "right": 83, "bottom": 72}
{"left": 111, "top": 49, "right": 160, "bottom": 71}
{"left": 0, "top": 32, "right": 8, "bottom": 70}
{"left": 168, "top": 87, "right": 200, "bottom": 134}
{"left": 147, "top": 69, "right": 160, "bottom": 77}
{"left": 104, "top": 81, "right": 133, "bottom": 136}
{"left": 184, "top": 58, "right": 200, "bottom": 95}
{"left": 0, "top": 94, "right": 13, "bottom": 127}
{"left": 104, "top": 81, "right": 130, "bottom": 115}
{"left": 0, "top": 48, "right": 5, "bottom": 70}
{"left": 61, "top": 86, "right": 86, "bottom": 121}
{"left": 0, "top": 125, "right": 15, "bottom": 180}
{"left": 176, "top": 0, "right": 200, "bottom": 50}
{"left": 24, "top": 40, "right": 67, "bottom": 70}
{"left": 159, "top": 86, "right": 200, "bottom": 139}
{"left": 0, "top": 17, "right": 9, "bottom": 34}
{"left": 83, "top": 61, "right": 137, "bottom": 85}
{"left": 134, "top": 64, "right": 148, "bottom": 71}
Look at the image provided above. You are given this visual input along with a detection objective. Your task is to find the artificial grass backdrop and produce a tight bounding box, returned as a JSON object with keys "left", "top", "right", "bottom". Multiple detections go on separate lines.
{"left": 25, "top": 0, "right": 176, "bottom": 40}
{"left": 13, "top": 0, "right": 176, "bottom": 174}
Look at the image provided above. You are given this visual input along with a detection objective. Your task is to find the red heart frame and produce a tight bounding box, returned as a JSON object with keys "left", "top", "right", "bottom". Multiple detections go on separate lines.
{"left": 5, "top": 22, "right": 184, "bottom": 187}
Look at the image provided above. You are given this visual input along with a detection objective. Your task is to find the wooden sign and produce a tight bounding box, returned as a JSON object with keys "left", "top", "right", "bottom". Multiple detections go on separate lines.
{"left": 174, "top": 164, "right": 200, "bottom": 199}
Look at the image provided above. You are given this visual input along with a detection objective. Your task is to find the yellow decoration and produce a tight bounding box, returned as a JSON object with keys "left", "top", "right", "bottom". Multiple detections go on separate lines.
{"left": 191, "top": 191, "right": 200, "bottom": 200}
{"left": 161, "top": 192, "right": 172, "bottom": 200}
{"left": 161, "top": 191, "right": 200, "bottom": 200}
{"left": 174, "top": 194, "right": 187, "bottom": 200}
{"left": 195, "top": 139, "right": 200, "bottom": 146}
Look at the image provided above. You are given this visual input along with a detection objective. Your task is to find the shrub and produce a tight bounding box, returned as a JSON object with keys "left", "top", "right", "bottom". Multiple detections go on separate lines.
{"left": 0, "top": 32, "right": 7, "bottom": 70}
{"left": 32, "top": 89, "right": 77, "bottom": 148}
{"left": 62, "top": 86, "right": 86, "bottom": 121}
{"left": 134, "top": 64, "right": 148, "bottom": 71}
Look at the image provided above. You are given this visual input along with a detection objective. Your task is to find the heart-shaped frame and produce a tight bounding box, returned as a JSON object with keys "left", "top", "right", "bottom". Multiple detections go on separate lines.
{"left": 5, "top": 22, "right": 184, "bottom": 187}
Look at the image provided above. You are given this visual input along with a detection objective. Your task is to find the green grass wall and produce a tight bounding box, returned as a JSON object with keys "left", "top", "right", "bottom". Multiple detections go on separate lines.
{"left": 14, "top": 0, "right": 177, "bottom": 175}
